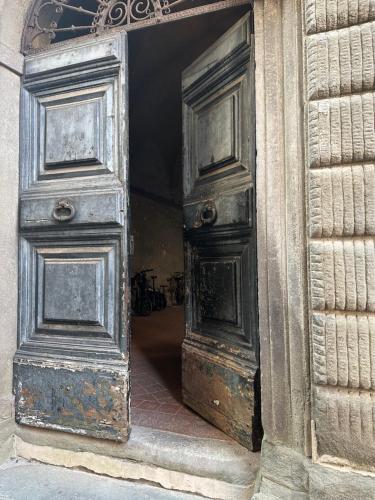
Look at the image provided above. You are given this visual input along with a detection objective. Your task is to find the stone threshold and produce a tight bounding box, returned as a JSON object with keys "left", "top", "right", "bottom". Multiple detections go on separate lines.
{"left": 12, "top": 425, "right": 260, "bottom": 499}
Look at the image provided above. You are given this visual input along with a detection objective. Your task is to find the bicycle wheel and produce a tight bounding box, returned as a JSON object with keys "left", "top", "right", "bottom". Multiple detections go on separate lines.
{"left": 140, "top": 296, "right": 152, "bottom": 316}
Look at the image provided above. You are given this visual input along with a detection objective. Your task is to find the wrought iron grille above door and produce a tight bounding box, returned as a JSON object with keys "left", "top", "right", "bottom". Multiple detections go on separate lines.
{"left": 23, "top": 0, "right": 250, "bottom": 53}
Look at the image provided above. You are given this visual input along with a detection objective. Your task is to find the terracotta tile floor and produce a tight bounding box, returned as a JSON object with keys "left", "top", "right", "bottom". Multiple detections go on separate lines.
{"left": 130, "top": 306, "right": 231, "bottom": 440}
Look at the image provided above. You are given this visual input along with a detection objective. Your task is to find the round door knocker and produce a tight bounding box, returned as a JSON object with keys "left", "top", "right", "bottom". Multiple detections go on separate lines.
{"left": 200, "top": 201, "right": 217, "bottom": 225}
{"left": 52, "top": 199, "right": 76, "bottom": 223}
{"left": 193, "top": 201, "right": 217, "bottom": 229}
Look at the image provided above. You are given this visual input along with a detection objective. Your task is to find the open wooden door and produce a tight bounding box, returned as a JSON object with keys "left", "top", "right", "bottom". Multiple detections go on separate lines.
{"left": 182, "top": 14, "right": 261, "bottom": 451}
{"left": 14, "top": 33, "right": 130, "bottom": 441}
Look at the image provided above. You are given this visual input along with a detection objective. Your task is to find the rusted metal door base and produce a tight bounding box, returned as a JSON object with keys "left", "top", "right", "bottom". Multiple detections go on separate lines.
{"left": 14, "top": 356, "right": 129, "bottom": 441}
{"left": 182, "top": 339, "right": 262, "bottom": 451}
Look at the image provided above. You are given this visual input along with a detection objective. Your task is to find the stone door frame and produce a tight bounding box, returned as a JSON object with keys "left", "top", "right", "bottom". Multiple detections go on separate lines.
{"left": 254, "top": 0, "right": 310, "bottom": 456}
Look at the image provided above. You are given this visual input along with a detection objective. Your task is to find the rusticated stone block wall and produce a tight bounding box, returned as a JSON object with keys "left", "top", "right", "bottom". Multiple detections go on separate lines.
{"left": 305, "top": 0, "right": 375, "bottom": 468}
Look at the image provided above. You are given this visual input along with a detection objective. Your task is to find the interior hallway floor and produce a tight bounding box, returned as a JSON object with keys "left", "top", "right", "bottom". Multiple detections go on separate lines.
{"left": 131, "top": 306, "right": 231, "bottom": 440}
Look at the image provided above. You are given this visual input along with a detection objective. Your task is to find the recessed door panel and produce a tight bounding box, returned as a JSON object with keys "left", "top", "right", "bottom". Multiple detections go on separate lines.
{"left": 191, "top": 238, "right": 256, "bottom": 347}
{"left": 183, "top": 43, "right": 251, "bottom": 196}
{"left": 22, "top": 240, "right": 118, "bottom": 339}
{"left": 197, "top": 90, "right": 238, "bottom": 174}
{"left": 23, "top": 75, "right": 120, "bottom": 189}
{"left": 32, "top": 82, "right": 113, "bottom": 182}
{"left": 45, "top": 98, "right": 103, "bottom": 168}
{"left": 200, "top": 258, "right": 238, "bottom": 324}
{"left": 43, "top": 258, "right": 105, "bottom": 325}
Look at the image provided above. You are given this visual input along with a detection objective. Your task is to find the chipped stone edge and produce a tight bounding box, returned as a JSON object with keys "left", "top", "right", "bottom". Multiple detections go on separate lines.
{"left": 14, "top": 437, "right": 255, "bottom": 500}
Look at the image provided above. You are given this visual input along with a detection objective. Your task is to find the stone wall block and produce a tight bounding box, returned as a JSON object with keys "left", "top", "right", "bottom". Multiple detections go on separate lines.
{"left": 309, "top": 165, "right": 375, "bottom": 237}
{"left": 305, "top": 0, "right": 375, "bottom": 34}
{"left": 308, "top": 94, "right": 375, "bottom": 167}
{"left": 307, "top": 23, "right": 375, "bottom": 100}
{"left": 312, "top": 312, "right": 375, "bottom": 389}
{"left": 310, "top": 239, "right": 375, "bottom": 312}
{"left": 314, "top": 386, "right": 375, "bottom": 466}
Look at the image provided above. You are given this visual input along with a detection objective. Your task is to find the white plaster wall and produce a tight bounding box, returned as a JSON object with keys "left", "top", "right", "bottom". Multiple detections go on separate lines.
{"left": 0, "top": 66, "right": 20, "bottom": 414}
{"left": 0, "top": 1, "right": 30, "bottom": 53}
{"left": 0, "top": 0, "right": 29, "bottom": 457}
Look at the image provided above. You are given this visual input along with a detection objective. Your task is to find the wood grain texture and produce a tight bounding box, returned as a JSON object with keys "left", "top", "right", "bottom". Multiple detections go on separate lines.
{"left": 14, "top": 357, "right": 129, "bottom": 441}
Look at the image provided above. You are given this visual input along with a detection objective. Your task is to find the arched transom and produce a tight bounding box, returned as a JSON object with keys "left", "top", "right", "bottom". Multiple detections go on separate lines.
{"left": 22, "top": 0, "right": 249, "bottom": 53}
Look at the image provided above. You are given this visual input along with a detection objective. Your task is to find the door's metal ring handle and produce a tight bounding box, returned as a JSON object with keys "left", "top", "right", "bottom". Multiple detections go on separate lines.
{"left": 52, "top": 199, "right": 76, "bottom": 223}
{"left": 193, "top": 201, "right": 217, "bottom": 229}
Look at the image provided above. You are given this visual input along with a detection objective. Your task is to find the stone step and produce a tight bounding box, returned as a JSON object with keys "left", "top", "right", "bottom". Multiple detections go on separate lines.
{"left": 13, "top": 425, "right": 260, "bottom": 499}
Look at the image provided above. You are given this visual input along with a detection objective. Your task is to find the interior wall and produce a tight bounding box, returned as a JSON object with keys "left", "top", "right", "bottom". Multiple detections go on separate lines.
{"left": 131, "top": 193, "right": 184, "bottom": 292}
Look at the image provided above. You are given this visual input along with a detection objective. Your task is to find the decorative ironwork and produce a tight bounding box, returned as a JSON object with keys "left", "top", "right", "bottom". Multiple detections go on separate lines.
{"left": 23, "top": 0, "right": 249, "bottom": 52}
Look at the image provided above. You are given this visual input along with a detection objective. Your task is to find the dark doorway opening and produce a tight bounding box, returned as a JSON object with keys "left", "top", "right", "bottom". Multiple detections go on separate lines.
{"left": 128, "top": 5, "right": 248, "bottom": 439}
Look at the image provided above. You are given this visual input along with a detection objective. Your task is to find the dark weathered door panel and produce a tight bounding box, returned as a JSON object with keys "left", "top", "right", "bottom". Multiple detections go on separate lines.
{"left": 182, "top": 13, "right": 261, "bottom": 450}
{"left": 14, "top": 33, "right": 130, "bottom": 441}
